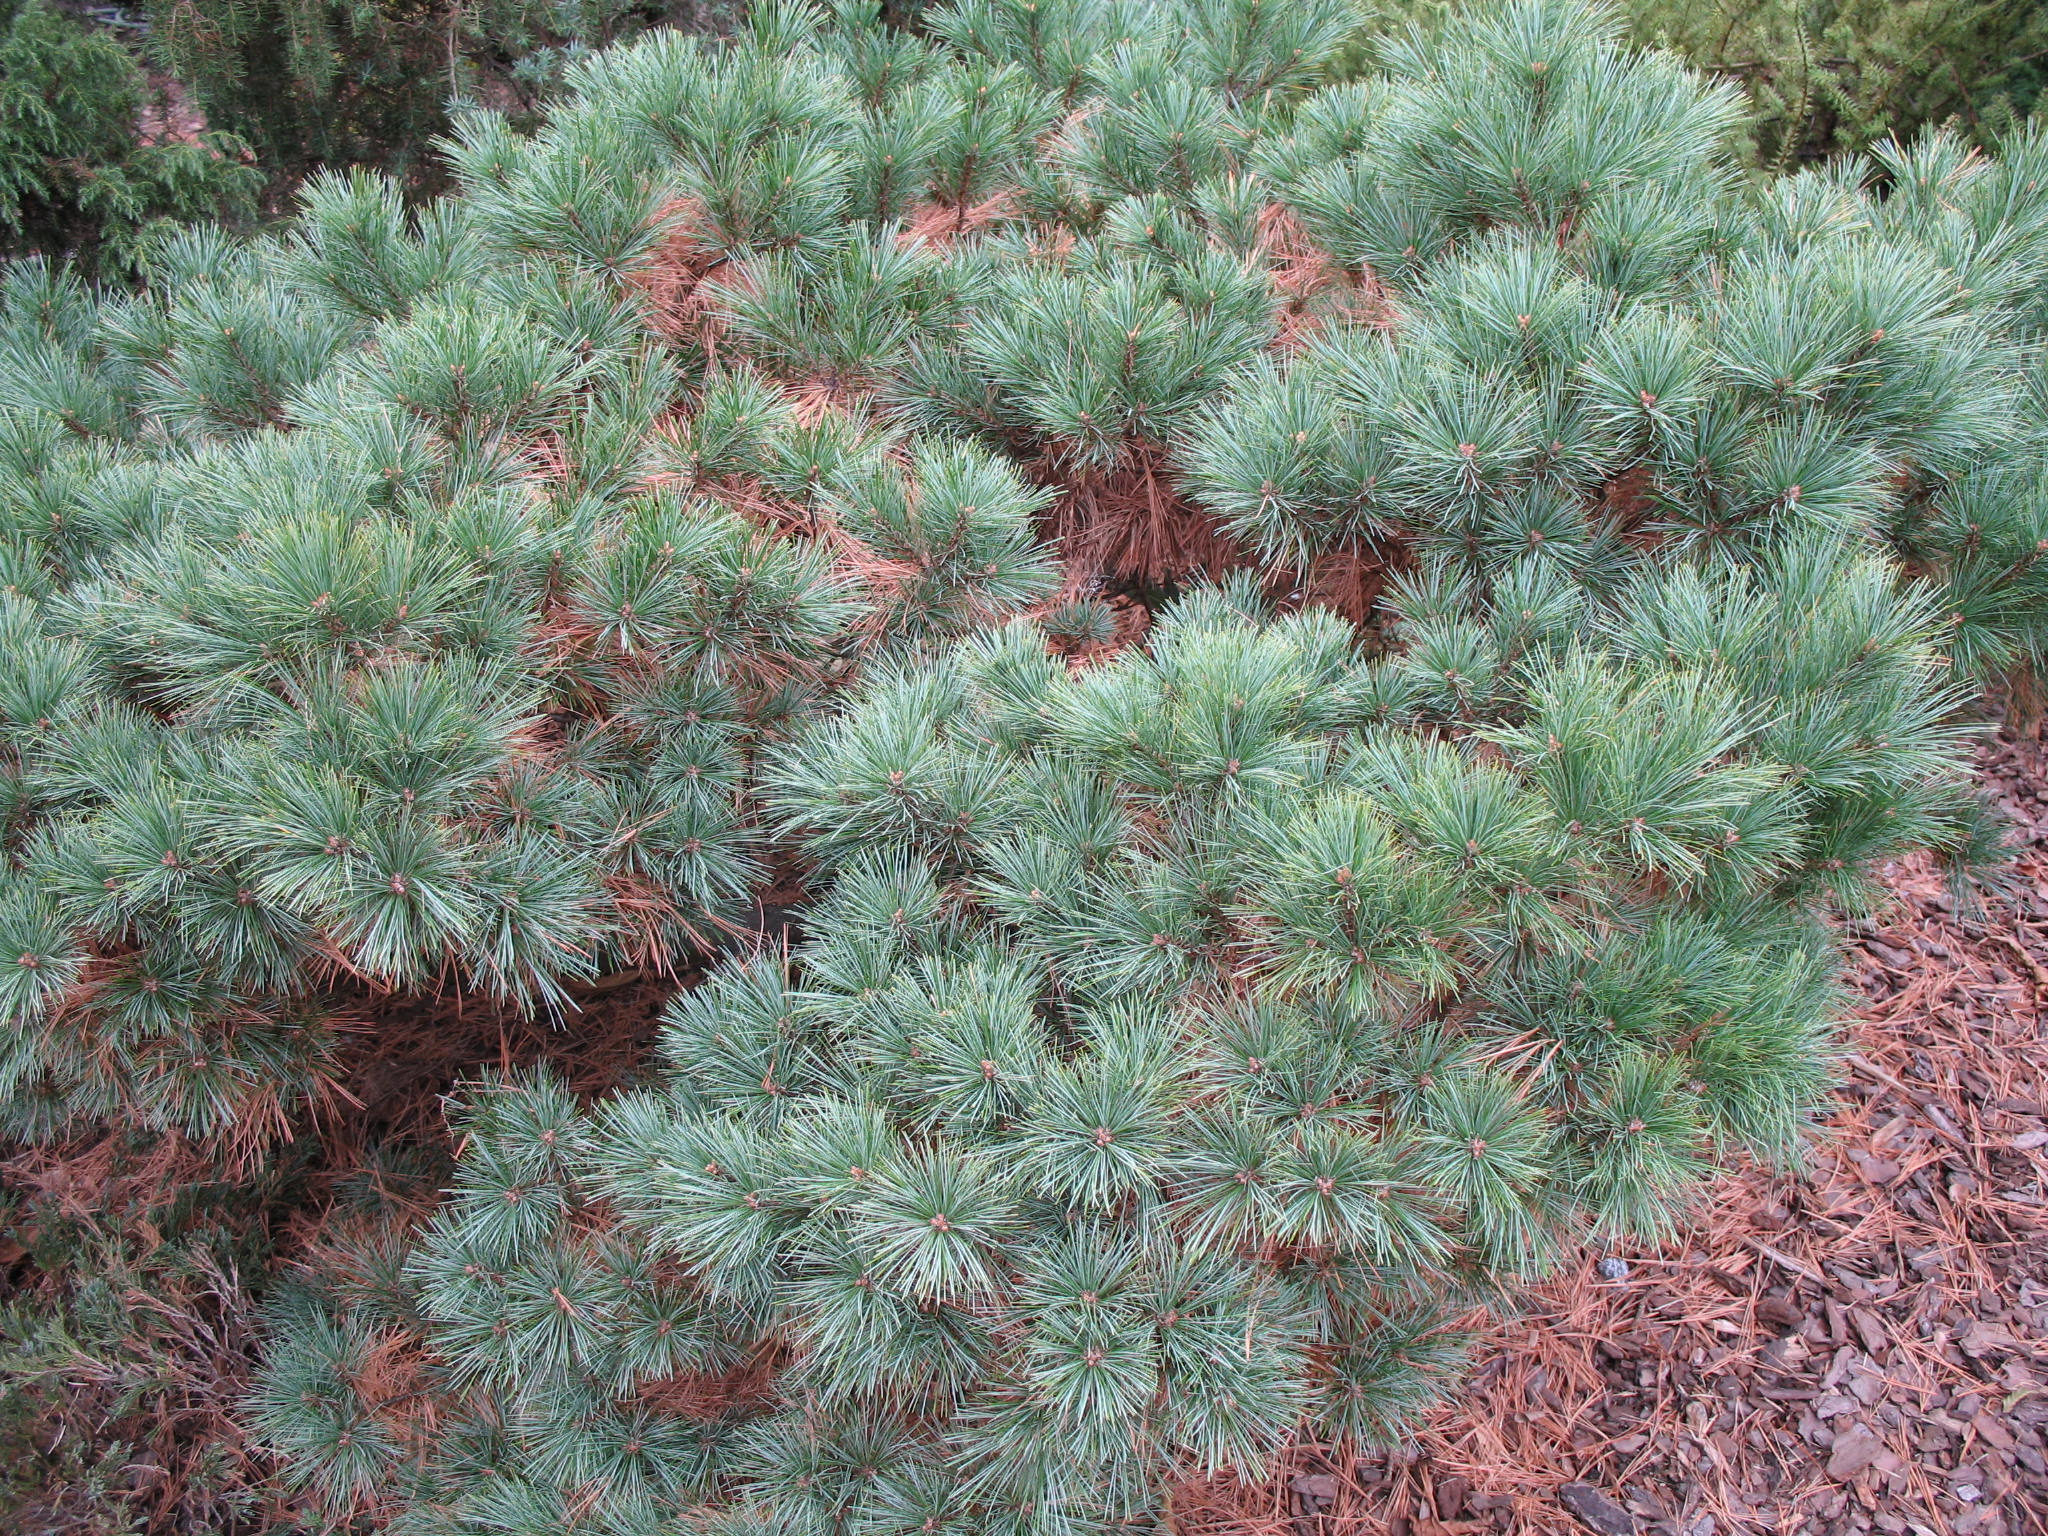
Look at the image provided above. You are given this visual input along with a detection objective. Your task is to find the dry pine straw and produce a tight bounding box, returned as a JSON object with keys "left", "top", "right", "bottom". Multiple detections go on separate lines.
{"left": 1174, "top": 737, "right": 2048, "bottom": 1536}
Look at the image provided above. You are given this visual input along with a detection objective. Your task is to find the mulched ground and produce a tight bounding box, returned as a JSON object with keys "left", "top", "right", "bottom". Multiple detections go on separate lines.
{"left": 1178, "top": 737, "right": 2048, "bottom": 1536}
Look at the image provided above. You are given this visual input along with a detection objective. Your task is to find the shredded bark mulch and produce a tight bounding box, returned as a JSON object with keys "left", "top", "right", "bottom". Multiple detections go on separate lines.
{"left": 1178, "top": 737, "right": 2048, "bottom": 1535}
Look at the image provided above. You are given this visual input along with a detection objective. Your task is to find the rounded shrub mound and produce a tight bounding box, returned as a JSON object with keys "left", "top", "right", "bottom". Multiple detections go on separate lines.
{"left": 0, "top": 0, "right": 2034, "bottom": 1528}
{"left": 0, "top": 219, "right": 1058, "bottom": 1145}
{"left": 253, "top": 555, "right": 1970, "bottom": 1531}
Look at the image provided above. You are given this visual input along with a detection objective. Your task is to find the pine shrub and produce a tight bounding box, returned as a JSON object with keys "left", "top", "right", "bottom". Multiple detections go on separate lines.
{"left": 0, "top": 127, "right": 1058, "bottom": 1149}
{"left": 252, "top": 540, "right": 1974, "bottom": 1530}
{"left": 0, "top": 0, "right": 2030, "bottom": 1528}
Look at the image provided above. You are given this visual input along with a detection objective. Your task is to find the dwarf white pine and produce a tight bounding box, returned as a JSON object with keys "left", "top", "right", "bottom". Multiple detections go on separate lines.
{"left": 0, "top": 0, "right": 2022, "bottom": 1529}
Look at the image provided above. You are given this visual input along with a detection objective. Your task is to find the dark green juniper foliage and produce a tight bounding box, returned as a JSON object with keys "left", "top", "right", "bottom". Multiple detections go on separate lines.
{"left": 0, "top": 0, "right": 2021, "bottom": 1527}
{"left": 1623, "top": 0, "right": 2048, "bottom": 168}
{"left": 142, "top": 0, "right": 749, "bottom": 189}
{"left": 0, "top": 0, "right": 258, "bottom": 274}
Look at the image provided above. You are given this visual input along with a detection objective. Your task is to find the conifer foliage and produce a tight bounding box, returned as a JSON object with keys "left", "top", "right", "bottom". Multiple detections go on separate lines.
{"left": 0, "top": 0, "right": 2035, "bottom": 1529}
{"left": 0, "top": 70, "right": 1060, "bottom": 1149}
{"left": 253, "top": 554, "right": 1972, "bottom": 1532}
{"left": 0, "top": 1, "right": 258, "bottom": 272}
